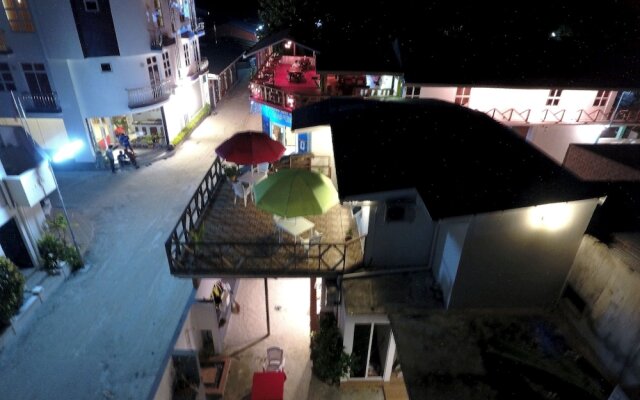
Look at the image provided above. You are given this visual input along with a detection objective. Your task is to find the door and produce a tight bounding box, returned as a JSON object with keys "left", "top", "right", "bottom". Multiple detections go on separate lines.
{"left": 350, "top": 323, "right": 393, "bottom": 379}
{"left": 0, "top": 218, "right": 34, "bottom": 269}
{"left": 147, "top": 56, "right": 161, "bottom": 98}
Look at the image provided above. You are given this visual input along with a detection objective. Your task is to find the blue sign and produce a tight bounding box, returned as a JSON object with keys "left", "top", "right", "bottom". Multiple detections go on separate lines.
{"left": 298, "top": 133, "right": 309, "bottom": 153}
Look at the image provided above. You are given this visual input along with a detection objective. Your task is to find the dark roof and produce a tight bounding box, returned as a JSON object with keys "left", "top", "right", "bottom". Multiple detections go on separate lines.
{"left": 199, "top": 38, "right": 250, "bottom": 75}
{"left": 244, "top": 29, "right": 319, "bottom": 57}
{"left": 293, "top": 98, "right": 602, "bottom": 219}
{"left": 564, "top": 144, "right": 640, "bottom": 181}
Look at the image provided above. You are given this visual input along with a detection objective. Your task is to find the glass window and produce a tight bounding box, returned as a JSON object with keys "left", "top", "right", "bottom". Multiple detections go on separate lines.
{"left": 22, "top": 63, "right": 51, "bottom": 94}
{"left": 546, "top": 89, "right": 562, "bottom": 106}
{"left": 0, "top": 63, "right": 16, "bottom": 91}
{"left": 83, "top": 0, "right": 99, "bottom": 12}
{"left": 162, "top": 51, "right": 171, "bottom": 78}
{"left": 405, "top": 86, "right": 421, "bottom": 99}
{"left": 455, "top": 87, "right": 471, "bottom": 106}
{"left": 183, "top": 43, "right": 190, "bottom": 66}
{"left": 0, "top": 29, "right": 8, "bottom": 52}
{"left": 593, "top": 90, "right": 611, "bottom": 107}
{"left": 3, "top": 0, "right": 34, "bottom": 32}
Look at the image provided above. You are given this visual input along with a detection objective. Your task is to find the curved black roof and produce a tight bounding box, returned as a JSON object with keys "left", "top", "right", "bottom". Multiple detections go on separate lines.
{"left": 293, "top": 98, "right": 602, "bottom": 219}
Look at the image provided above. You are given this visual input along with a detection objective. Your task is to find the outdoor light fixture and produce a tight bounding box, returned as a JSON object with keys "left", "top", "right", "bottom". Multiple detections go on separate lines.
{"left": 286, "top": 95, "right": 295, "bottom": 107}
{"left": 528, "top": 202, "right": 572, "bottom": 231}
{"left": 52, "top": 139, "right": 84, "bottom": 163}
{"left": 284, "top": 41, "right": 292, "bottom": 49}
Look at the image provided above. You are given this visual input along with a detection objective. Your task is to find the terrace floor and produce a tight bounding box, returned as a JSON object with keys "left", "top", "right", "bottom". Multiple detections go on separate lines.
{"left": 172, "top": 180, "right": 364, "bottom": 277}
{"left": 254, "top": 61, "right": 321, "bottom": 96}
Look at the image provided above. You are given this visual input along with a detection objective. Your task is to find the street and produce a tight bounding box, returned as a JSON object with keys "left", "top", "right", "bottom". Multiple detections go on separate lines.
{"left": 0, "top": 70, "right": 260, "bottom": 399}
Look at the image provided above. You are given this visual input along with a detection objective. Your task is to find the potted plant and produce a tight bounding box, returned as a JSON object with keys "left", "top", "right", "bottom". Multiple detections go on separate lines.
{"left": 37, "top": 233, "right": 65, "bottom": 274}
{"left": 223, "top": 164, "right": 239, "bottom": 182}
{"left": 310, "top": 313, "right": 354, "bottom": 385}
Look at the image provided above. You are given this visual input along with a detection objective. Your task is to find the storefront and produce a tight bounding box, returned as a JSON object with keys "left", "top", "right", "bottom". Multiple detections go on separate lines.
{"left": 260, "top": 104, "right": 296, "bottom": 154}
{"left": 87, "top": 108, "right": 168, "bottom": 152}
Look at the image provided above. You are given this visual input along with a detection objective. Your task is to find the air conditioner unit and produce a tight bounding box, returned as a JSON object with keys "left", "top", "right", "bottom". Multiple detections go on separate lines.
{"left": 385, "top": 198, "right": 416, "bottom": 223}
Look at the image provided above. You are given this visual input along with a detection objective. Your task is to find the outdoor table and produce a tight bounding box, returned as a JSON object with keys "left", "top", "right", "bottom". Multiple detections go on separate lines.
{"left": 276, "top": 217, "right": 314, "bottom": 243}
{"left": 251, "top": 371, "right": 286, "bottom": 400}
{"left": 238, "top": 170, "right": 268, "bottom": 185}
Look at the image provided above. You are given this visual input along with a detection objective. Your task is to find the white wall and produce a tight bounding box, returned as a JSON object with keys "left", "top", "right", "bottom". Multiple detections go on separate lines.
{"left": 153, "top": 358, "right": 175, "bottom": 400}
{"left": 448, "top": 199, "right": 600, "bottom": 308}
{"left": 417, "top": 86, "right": 617, "bottom": 125}
{"left": 163, "top": 78, "right": 205, "bottom": 142}
{"left": 110, "top": 0, "right": 151, "bottom": 57}
{"left": 293, "top": 125, "right": 338, "bottom": 188}
{"left": 527, "top": 124, "right": 607, "bottom": 164}
{"left": 32, "top": 0, "right": 84, "bottom": 59}
{"left": 359, "top": 190, "right": 434, "bottom": 267}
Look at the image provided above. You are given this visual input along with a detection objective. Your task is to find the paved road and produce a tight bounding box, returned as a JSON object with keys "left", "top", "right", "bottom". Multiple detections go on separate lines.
{"left": 0, "top": 70, "right": 260, "bottom": 399}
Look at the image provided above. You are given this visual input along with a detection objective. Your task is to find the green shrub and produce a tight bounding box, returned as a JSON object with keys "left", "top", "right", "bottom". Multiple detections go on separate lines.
{"left": 63, "top": 246, "right": 84, "bottom": 271}
{"left": 0, "top": 257, "right": 25, "bottom": 324}
{"left": 170, "top": 104, "right": 211, "bottom": 146}
{"left": 310, "top": 313, "right": 354, "bottom": 385}
{"left": 37, "top": 233, "right": 65, "bottom": 273}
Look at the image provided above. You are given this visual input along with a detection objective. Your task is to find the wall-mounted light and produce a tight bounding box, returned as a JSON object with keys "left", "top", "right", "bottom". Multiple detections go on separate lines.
{"left": 286, "top": 95, "right": 295, "bottom": 108}
{"left": 284, "top": 40, "right": 292, "bottom": 49}
{"left": 528, "top": 202, "right": 572, "bottom": 231}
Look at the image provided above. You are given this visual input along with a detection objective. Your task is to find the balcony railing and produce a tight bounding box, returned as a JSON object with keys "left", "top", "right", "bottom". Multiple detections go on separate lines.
{"left": 484, "top": 107, "right": 640, "bottom": 125}
{"left": 250, "top": 82, "right": 329, "bottom": 110}
{"left": 126, "top": 80, "right": 174, "bottom": 109}
{"left": 195, "top": 20, "right": 205, "bottom": 37}
{"left": 165, "top": 157, "right": 364, "bottom": 277}
{"left": 20, "top": 92, "right": 61, "bottom": 113}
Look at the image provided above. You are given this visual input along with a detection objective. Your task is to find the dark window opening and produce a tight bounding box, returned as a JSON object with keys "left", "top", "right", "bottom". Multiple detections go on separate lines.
{"left": 100, "top": 63, "right": 111, "bottom": 72}
{"left": 562, "top": 284, "right": 586, "bottom": 314}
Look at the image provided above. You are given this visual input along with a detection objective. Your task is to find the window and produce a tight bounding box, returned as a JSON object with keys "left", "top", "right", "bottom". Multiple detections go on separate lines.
{"left": 146, "top": 56, "right": 160, "bottom": 86}
{"left": 593, "top": 90, "right": 611, "bottom": 107}
{"left": 0, "top": 63, "right": 16, "bottom": 91}
{"left": 183, "top": 43, "right": 190, "bottom": 66}
{"left": 153, "top": 0, "right": 163, "bottom": 27}
{"left": 3, "top": 0, "right": 35, "bottom": 32}
{"left": 22, "top": 63, "right": 51, "bottom": 94}
{"left": 83, "top": 0, "right": 99, "bottom": 12}
{"left": 454, "top": 87, "right": 471, "bottom": 106}
{"left": 193, "top": 41, "right": 199, "bottom": 64}
{"left": 405, "top": 86, "right": 421, "bottom": 99}
{"left": 546, "top": 89, "right": 562, "bottom": 106}
{"left": 100, "top": 63, "right": 111, "bottom": 72}
{"left": 162, "top": 51, "right": 171, "bottom": 78}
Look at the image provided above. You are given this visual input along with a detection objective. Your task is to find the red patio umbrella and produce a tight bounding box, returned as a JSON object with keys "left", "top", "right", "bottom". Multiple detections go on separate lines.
{"left": 215, "top": 131, "right": 286, "bottom": 165}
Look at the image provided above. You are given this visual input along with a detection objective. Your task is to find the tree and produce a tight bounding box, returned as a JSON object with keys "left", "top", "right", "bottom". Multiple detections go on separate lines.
{"left": 0, "top": 257, "right": 25, "bottom": 324}
{"left": 310, "top": 313, "right": 354, "bottom": 385}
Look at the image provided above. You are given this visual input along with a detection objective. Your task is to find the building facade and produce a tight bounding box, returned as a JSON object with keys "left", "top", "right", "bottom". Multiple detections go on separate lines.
{"left": 0, "top": 0, "right": 209, "bottom": 167}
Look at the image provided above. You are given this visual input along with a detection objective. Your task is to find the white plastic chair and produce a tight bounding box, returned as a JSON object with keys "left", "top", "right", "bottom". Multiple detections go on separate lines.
{"left": 232, "top": 181, "right": 251, "bottom": 207}
{"left": 301, "top": 229, "right": 323, "bottom": 253}
{"left": 253, "top": 162, "right": 270, "bottom": 174}
{"left": 265, "top": 346, "right": 285, "bottom": 371}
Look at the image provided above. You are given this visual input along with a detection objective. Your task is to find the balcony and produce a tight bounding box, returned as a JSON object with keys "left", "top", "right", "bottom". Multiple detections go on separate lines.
{"left": 199, "top": 57, "right": 209, "bottom": 74}
{"left": 4, "top": 160, "right": 56, "bottom": 207}
{"left": 126, "top": 80, "right": 174, "bottom": 109}
{"left": 19, "top": 92, "right": 61, "bottom": 113}
{"left": 165, "top": 158, "right": 364, "bottom": 278}
{"left": 195, "top": 19, "right": 205, "bottom": 37}
{"left": 150, "top": 33, "right": 176, "bottom": 51}
{"left": 484, "top": 107, "right": 640, "bottom": 125}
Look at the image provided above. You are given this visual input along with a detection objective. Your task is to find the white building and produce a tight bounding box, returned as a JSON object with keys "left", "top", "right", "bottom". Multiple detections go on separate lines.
{"left": 0, "top": 0, "right": 209, "bottom": 167}
{"left": 0, "top": 125, "right": 55, "bottom": 271}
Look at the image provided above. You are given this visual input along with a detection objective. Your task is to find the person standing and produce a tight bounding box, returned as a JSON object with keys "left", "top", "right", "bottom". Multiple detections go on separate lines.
{"left": 125, "top": 148, "right": 139, "bottom": 169}
{"left": 106, "top": 145, "right": 116, "bottom": 173}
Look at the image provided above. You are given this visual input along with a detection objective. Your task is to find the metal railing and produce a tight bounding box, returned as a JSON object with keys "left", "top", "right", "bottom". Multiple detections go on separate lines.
{"left": 249, "top": 82, "right": 328, "bottom": 110}
{"left": 484, "top": 106, "right": 640, "bottom": 125}
{"left": 19, "top": 92, "right": 61, "bottom": 113}
{"left": 165, "top": 157, "right": 224, "bottom": 274}
{"left": 126, "top": 80, "right": 174, "bottom": 108}
{"left": 165, "top": 157, "right": 364, "bottom": 277}
{"left": 173, "top": 237, "right": 365, "bottom": 277}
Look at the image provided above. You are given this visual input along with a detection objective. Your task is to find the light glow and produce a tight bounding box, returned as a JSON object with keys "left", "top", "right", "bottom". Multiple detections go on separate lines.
{"left": 528, "top": 202, "right": 572, "bottom": 231}
{"left": 52, "top": 140, "right": 84, "bottom": 163}
{"left": 284, "top": 41, "right": 292, "bottom": 49}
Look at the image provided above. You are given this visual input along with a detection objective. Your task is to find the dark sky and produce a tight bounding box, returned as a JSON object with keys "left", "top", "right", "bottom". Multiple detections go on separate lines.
{"left": 195, "top": 0, "right": 259, "bottom": 21}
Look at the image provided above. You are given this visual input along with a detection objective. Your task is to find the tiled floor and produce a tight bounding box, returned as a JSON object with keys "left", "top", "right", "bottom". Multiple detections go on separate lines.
{"left": 177, "top": 180, "right": 364, "bottom": 276}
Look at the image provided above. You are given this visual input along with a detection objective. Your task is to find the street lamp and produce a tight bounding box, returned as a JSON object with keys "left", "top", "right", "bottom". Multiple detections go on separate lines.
{"left": 48, "top": 140, "right": 85, "bottom": 268}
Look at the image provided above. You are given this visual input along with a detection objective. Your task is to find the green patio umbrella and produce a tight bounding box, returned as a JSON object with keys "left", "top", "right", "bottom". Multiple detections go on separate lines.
{"left": 254, "top": 169, "right": 339, "bottom": 217}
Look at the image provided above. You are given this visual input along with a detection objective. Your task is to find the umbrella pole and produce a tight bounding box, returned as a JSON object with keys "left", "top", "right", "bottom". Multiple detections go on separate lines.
{"left": 264, "top": 278, "right": 271, "bottom": 336}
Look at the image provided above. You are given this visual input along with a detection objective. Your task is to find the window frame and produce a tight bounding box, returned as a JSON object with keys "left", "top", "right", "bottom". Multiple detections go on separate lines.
{"left": 162, "top": 51, "right": 172, "bottom": 78}
{"left": 405, "top": 86, "right": 421, "bottom": 99}
{"left": 3, "top": 0, "right": 35, "bottom": 32}
{"left": 454, "top": 86, "right": 471, "bottom": 106}
{"left": 593, "top": 90, "right": 611, "bottom": 107}
{"left": 546, "top": 89, "right": 563, "bottom": 107}
{"left": 0, "top": 62, "right": 16, "bottom": 92}
{"left": 183, "top": 43, "right": 190, "bottom": 67}
{"left": 83, "top": 0, "right": 99, "bottom": 12}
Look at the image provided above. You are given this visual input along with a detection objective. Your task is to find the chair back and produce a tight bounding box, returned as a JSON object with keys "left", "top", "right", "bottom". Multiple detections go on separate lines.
{"left": 232, "top": 181, "right": 245, "bottom": 197}
{"left": 267, "top": 347, "right": 284, "bottom": 364}
{"left": 256, "top": 162, "right": 270, "bottom": 173}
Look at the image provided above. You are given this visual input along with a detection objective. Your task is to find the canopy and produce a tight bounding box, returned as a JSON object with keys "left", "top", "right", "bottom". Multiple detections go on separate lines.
{"left": 215, "top": 131, "right": 285, "bottom": 165}
{"left": 254, "top": 169, "right": 339, "bottom": 217}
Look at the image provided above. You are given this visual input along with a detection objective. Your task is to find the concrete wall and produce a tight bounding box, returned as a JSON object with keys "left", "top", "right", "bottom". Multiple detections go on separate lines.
{"left": 527, "top": 124, "right": 607, "bottom": 164}
{"left": 564, "top": 235, "right": 640, "bottom": 385}
{"left": 431, "top": 218, "right": 470, "bottom": 307}
{"left": 152, "top": 358, "right": 175, "bottom": 400}
{"left": 448, "top": 198, "right": 599, "bottom": 308}
{"left": 359, "top": 190, "right": 434, "bottom": 267}
{"left": 32, "top": 0, "right": 83, "bottom": 59}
